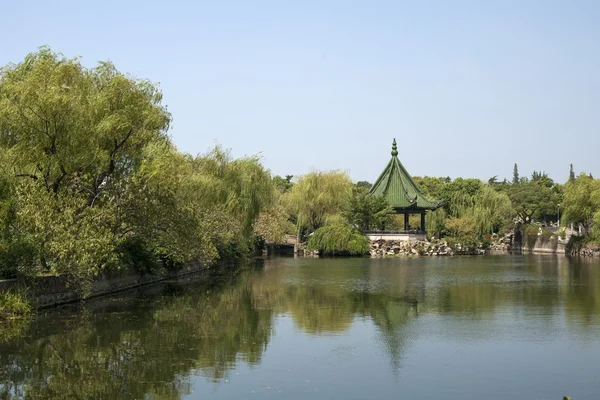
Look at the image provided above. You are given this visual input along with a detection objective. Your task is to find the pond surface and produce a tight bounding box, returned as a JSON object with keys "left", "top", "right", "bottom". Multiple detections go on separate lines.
{"left": 2, "top": 255, "right": 600, "bottom": 399}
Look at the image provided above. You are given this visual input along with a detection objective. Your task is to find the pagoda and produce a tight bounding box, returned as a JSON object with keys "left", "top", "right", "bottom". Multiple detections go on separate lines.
{"left": 367, "top": 139, "right": 442, "bottom": 241}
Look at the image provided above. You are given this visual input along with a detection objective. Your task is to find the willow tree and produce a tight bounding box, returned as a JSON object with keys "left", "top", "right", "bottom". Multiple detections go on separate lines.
{"left": 306, "top": 223, "right": 369, "bottom": 256}
{"left": 472, "top": 186, "right": 514, "bottom": 235}
{"left": 562, "top": 173, "right": 600, "bottom": 238}
{"left": 281, "top": 171, "right": 352, "bottom": 238}
{"left": 188, "top": 146, "right": 275, "bottom": 256}
{"left": 0, "top": 47, "right": 171, "bottom": 287}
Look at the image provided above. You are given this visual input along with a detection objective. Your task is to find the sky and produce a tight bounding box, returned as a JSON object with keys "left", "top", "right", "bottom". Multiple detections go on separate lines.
{"left": 2, "top": 0, "right": 599, "bottom": 183}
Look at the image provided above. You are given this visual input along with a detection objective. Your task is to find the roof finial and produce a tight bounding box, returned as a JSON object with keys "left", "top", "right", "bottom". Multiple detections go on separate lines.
{"left": 391, "top": 138, "right": 398, "bottom": 156}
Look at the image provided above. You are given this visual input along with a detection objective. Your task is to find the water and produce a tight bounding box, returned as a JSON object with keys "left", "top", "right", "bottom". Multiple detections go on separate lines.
{"left": 1, "top": 255, "right": 600, "bottom": 399}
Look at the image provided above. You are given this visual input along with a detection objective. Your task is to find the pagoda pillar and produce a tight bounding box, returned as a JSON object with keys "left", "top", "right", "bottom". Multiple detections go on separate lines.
{"left": 420, "top": 213, "right": 426, "bottom": 232}
{"left": 403, "top": 213, "right": 409, "bottom": 231}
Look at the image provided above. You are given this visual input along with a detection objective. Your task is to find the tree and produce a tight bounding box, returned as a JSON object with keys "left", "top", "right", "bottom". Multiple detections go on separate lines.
{"left": 471, "top": 186, "right": 514, "bottom": 235}
{"left": 562, "top": 173, "right": 600, "bottom": 236}
{"left": 412, "top": 176, "right": 450, "bottom": 198}
{"left": 531, "top": 171, "right": 557, "bottom": 190}
{"left": 0, "top": 175, "right": 36, "bottom": 279}
{"left": 355, "top": 181, "right": 372, "bottom": 190}
{"left": 0, "top": 48, "right": 278, "bottom": 289}
{"left": 513, "top": 164, "right": 519, "bottom": 184}
{"left": 569, "top": 164, "right": 576, "bottom": 182}
{"left": 0, "top": 47, "right": 171, "bottom": 287}
{"left": 508, "top": 180, "right": 557, "bottom": 223}
{"left": 444, "top": 217, "right": 478, "bottom": 246}
{"left": 307, "top": 223, "right": 369, "bottom": 255}
{"left": 345, "top": 186, "right": 392, "bottom": 232}
{"left": 437, "top": 178, "right": 483, "bottom": 217}
{"left": 254, "top": 204, "right": 294, "bottom": 243}
{"left": 282, "top": 171, "right": 352, "bottom": 236}
{"left": 273, "top": 175, "right": 294, "bottom": 194}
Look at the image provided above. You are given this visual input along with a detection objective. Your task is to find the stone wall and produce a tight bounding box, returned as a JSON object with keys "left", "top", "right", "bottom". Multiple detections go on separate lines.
{"left": 494, "top": 229, "right": 567, "bottom": 255}
{"left": 573, "top": 244, "right": 600, "bottom": 257}
{"left": 0, "top": 263, "right": 206, "bottom": 309}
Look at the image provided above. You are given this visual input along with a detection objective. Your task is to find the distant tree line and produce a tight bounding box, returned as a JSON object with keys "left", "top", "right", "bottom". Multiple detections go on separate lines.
{"left": 272, "top": 162, "right": 598, "bottom": 253}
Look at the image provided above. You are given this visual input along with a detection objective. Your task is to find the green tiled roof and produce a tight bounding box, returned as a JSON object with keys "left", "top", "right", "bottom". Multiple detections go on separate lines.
{"left": 368, "top": 139, "right": 442, "bottom": 211}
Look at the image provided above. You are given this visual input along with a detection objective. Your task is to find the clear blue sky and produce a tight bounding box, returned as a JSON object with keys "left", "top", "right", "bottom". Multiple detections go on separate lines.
{"left": 2, "top": 1, "right": 599, "bottom": 183}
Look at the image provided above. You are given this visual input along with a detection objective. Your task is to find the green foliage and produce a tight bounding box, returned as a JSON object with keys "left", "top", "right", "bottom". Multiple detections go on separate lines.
{"left": 508, "top": 179, "right": 559, "bottom": 223}
{"left": 540, "top": 228, "right": 555, "bottom": 243}
{"left": 513, "top": 163, "right": 519, "bottom": 184}
{"left": 272, "top": 175, "right": 294, "bottom": 194}
{"left": 522, "top": 224, "right": 540, "bottom": 249}
{"left": 346, "top": 186, "right": 392, "bottom": 232}
{"left": 307, "top": 223, "right": 369, "bottom": 256}
{"left": 416, "top": 177, "right": 513, "bottom": 242}
{"left": 412, "top": 176, "right": 450, "bottom": 198}
{"left": 0, "top": 48, "right": 277, "bottom": 291}
{"left": 562, "top": 173, "right": 600, "bottom": 238}
{"left": 471, "top": 186, "right": 513, "bottom": 236}
{"left": 282, "top": 171, "right": 352, "bottom": 235}
{"left": 569, "top": 164, "right": 575, "bottom": 182}
{"left": 426, "top": 208, "right": 446, "bottom": 239}
{"left": 565, "top": 234, "right": 588, "bottom": 254}
{"left": 254, "top": 204, "right": 295, "bottom": 243}
{"left": 0, "top": 47, "right": 171, "bottom": 289}
{"left": 444, "top": 217, "right": 478, "bottom": 247}
{"left": 117, "top": 236, "right": 161, "bottom": 275}
{"left": 0, "top": 178, "right": 37, "bottom": 279}
{"left": 437, "top": 178, "right": 483, "bottom": 217}
{"left": 355, "top": 181, "right": 372, "bottom": 190}
{"left": 0, "top": 290, "right": 32, "bottom": 320}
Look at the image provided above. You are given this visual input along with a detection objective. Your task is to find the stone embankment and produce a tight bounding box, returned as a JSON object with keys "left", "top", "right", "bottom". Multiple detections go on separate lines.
{"left": 0, "top": 263, "right": 206, "bottom": 310}
{"left": 575, "top": 244, "right": 600, "bottom": 257}
{"left": 369, "top": 239, "right": 485, "bottom": 257}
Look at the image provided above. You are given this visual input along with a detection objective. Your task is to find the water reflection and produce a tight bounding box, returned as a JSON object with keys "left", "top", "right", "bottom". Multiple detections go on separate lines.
{"left": 0, "top": 255, "right": 599, "bottom": 399}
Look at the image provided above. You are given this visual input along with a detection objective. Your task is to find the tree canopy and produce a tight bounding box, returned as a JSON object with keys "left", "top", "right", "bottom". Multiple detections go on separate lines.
{"left": 0, "top": 48, "right": 276, "bottom": 283}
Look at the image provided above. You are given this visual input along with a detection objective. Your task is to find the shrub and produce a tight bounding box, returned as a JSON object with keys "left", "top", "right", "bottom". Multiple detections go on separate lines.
{"left": 0, "top": 290, "right": 33, "bottom": 320}
{"left": 540, "top": 228, "right": 555, "bottom": 243}
{"left": 522, "top": 224, "right": 540, "bottom": 250}
{"left": 0, "top": 239, "right": 37, "bottom": 279}
{"left": 480, "top": 236, "right": 492, "bottom": 249}
{"left": 566, "top": 235, "right": 588, "bottom": 255}
{"left": 307, "top": 223, "right": 369, "bottom": 256}
{"left": 444, "top": 216, "right": 478, "bottom": 247}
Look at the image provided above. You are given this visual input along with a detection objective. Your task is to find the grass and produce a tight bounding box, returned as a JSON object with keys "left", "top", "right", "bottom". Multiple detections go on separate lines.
{"left": 0, "top": 289, "right": 33, "bottom": 320}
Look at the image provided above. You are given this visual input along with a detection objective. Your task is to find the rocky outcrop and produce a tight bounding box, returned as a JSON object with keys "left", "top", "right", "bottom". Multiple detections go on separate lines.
{"left": 488, "top": 233, "right": 512, "bottom": 252}
{"left": 369, "top": 239, "right": 485, "bottom": 257}
{"left": 575, "top": 244, "right": 600, "bottom": 257}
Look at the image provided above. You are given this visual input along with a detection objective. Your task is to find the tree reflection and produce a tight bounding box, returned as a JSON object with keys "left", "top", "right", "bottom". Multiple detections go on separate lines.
{"left": 0, "top": 268, "right": 274, "bottom": 399}
{"left": 1, "top": 256, "right": 600, "bottom": 399}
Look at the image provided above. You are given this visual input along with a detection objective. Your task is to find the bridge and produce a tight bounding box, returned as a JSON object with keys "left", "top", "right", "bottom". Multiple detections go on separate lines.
{"left": 263, "top": 235, "right": 298, "bottom": 256}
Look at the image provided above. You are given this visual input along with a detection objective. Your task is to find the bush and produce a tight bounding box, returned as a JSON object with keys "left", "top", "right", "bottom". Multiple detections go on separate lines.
{"left": 540, "top": 228, "right": 555, "bottom": 243}
{"left": 522, "top": 224, "right": 540, "bottom": 250}
{"left": 566, "top": 235, "right": 588, "bottom": 254}
{"left": 480, "top": 236, "right": 492, "bottom": 249}
{"left": 444, "top": 217, "right": 478, "bottom": 247}
{"left": 307, "top": 223, "right": 369, "bottom": 256}
{"left": 0, "top": 239, "right": 37, "bottom": 279}
{"left": 0, "top": 290, "right": 32, "bottom": 320}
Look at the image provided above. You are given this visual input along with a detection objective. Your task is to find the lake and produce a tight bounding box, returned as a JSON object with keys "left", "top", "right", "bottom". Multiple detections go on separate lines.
{"left": 1, "top": 255, "right": 600, "bottom": 399}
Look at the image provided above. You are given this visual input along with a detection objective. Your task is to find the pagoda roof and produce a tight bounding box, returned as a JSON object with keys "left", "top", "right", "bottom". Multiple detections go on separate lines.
{"left": 368, "top": 139, "right": 442, "bottom": 211}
